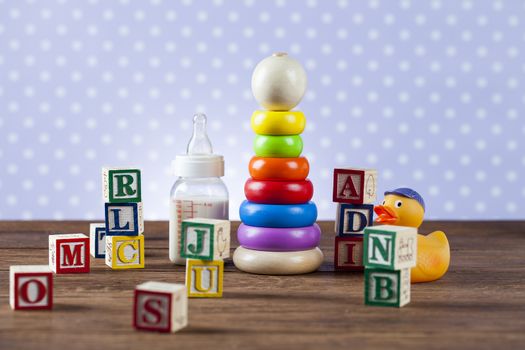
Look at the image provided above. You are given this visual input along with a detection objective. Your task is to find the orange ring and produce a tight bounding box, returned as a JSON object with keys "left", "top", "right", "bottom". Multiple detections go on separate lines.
{"left": 249, "top": 156, "right": 309, "bottom": 181}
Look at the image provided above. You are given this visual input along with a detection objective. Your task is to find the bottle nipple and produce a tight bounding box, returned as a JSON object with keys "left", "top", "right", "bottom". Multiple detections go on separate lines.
{"left": 187, "top": 113, "right": 213, "bottom": 155}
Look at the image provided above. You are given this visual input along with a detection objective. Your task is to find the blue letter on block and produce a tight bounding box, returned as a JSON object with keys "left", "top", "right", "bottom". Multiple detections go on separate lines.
{"left": 104, "top": 203, "right": 141, "bottom": 236}
{"left": 336, "top": 204, "right": 374, "bottom": 236}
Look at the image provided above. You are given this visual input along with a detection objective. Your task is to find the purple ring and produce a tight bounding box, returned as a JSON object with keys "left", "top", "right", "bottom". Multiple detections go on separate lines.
{"left": 237, "top": 223, "right": 322, "bottom": 252}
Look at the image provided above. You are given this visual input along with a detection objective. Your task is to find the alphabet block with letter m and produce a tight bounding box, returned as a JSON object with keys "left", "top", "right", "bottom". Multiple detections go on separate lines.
{"left": 102, "top": 167, "right": 142, "bottom": 203}
{"left": 180, "top": 218, "right": 230, "bottom": 261}
{"left": 363, "top": 225, "right": 417, "bottom": 270}
{"left": 133, "top": 281, "right": 188, "bottom": 333}
{"left": 105, "top": 202, "right": 144, "bottom": 236}
{"left": 49, "top": 234, "right": 90, "bottom": 274}
{"left": 365, "top": 268, "right": 411, "bottom": 307}
{"left": 106, "top": 235, "right": 145, "bottom": 269}
{"left": 10, "top": 265, "right": 53, "bottom": 310}
{"left": 333, "top": 167, "right": 377, "bottom": 204}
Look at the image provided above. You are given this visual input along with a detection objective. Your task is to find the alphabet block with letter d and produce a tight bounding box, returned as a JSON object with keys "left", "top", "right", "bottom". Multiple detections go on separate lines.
{"left": 364, "top": 268, "right": 410, "bottom": 307}
{"left": 102, "top": 167, "right": 142, "bottom": 203}
{"left": 105, "top": 202, "right": 144, "bottom": 236}
{"left": 10, "top": 265, "right": 53, "bottom": 310}
{"left": 49, "top": 234, "right": 90, "bottom": 274}
{"left": 180, "top": 218, "right": 230, "bottom": 261}
{"left": 133, "top": 281, "right": 188, "bottom": 333}
{"left": 335, "top": 203, "right": 374, "bottom": 235}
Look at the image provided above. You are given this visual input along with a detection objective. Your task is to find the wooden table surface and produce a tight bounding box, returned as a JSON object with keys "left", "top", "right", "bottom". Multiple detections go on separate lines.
{"left": 0, "top": 220, "right": 524, "bottom": 350}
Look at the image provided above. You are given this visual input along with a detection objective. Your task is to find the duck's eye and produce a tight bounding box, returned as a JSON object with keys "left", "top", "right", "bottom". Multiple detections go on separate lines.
{"left": 395, "top": 200, "right": 403, "bottom": 208}
{"left": 382, "top": 200, "right": 386, "bottom": 205}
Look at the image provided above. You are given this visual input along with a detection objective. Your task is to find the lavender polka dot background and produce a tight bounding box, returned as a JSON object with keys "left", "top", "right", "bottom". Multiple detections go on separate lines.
{"left": 0, "top": 0, "right": 523, "bottom": 220}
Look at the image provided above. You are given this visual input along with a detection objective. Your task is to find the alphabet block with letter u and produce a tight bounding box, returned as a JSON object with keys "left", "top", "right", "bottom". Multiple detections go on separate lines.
{"left": 102, "top": 167, "right": 142, "bottom": 203}
{"left": 49, "top": 234, "right": 90, "bottom": 274}
{"left": 10, "top": 265, "right": 53, "bottom": 310}
{"left": 185, "top": 259, "right": 224, "bottom": 298}
{"left": 104, "top": 202, "right": 144, "bottom": 236}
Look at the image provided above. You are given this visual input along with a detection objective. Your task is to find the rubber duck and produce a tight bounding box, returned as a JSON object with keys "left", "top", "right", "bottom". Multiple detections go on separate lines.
{"left": 374, "top": 188, "right": 450, "bottom": 283}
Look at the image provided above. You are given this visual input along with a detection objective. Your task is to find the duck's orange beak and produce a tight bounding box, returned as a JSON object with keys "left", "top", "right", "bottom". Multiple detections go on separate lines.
{"left": 374, "top": 205, "right": 398, "bottom": 224}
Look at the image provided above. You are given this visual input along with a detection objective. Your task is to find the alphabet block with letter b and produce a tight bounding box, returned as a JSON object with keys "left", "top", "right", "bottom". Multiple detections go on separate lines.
{"left": 364, "top": 268, "right": 411, "bottom": 307}
{"left": 106, "top": 235, "right": 145, "bottom": 269}
{"left": 102, "top": 167, "right": 142, "bottom": 203}
{"left": 334, "top": 236, "right": 364, "bottom": 271}
{"left": 104, "top": 202, "right": 144, "bottom": 236}
{"left": 180, "top": 218, "right": 230, "bottom": 261}
{"left": 363, "top": 225, "right": 417, "bottom": 270}
{"left": 332, "top": 168, "right": 377, "bottom": 204}
{"left": 10, "top": 265, "right": 53, "bottom": 310}
{"left": 185, "top": 259, "right": 224, "bottom": 298}
{"left": 133, "top": 281, "right": 188, "bottom": 333}
{"left": 49, "top": 234, "right": 90, "bottom": 274}
{"left": 335, "top": 203, "right": 374, "bottom": 236}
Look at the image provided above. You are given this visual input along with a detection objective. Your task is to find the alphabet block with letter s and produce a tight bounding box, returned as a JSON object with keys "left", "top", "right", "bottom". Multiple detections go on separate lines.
{"left": 49, "top": 234, "right": 90, "bottom": 274}
{"left": 10, "top": 265, "right": 53, "bottom": 310}
{"left": 102, "top": 167, "right": 142, "bottom": 203}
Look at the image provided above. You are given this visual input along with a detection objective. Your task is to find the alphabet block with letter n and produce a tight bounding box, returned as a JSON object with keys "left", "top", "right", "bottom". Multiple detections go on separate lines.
{"left": 185, "top": 259, "right": 224, "bottom": 298}
{"left": 133, "top": 281, "right": 188, "bottom": 333}
{"left": 10, "top": 265, "right": 53, "bottom": 310}
{"left": 180, "top": 218, "right": 230, "bottom": 261}
{"left": 49, "top": 234, "right": 90, "bottom": 274}
{"left": 104, "top": 202, "right": 144, "bottom": 236}
{"left": 102, "top": 167, "right": 142, "bottom": 203}
{"left": 335, "top": 203, "right": 374, "bottom": 235}
{"left": 364, "top": 268, "right": 411, "bottom": 307}
{"left": 89, "top": 223, "right": 106, "bottom": 259}
{"left": 363, "top": 225, "right": 417, "bottom": 270}
{"left": 334, "top": 236, "right": 364, "bottom": 271}
{"left": 106, "top": 235, "right": 145, "bottom": 269}
{"left": 332, "top": 168, "right": 377, "bottom": 204}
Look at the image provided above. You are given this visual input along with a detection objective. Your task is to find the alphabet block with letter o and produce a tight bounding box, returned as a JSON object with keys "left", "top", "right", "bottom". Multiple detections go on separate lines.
{"left": 180, "top": 218, "right": 230, "bottom": 261}
{"left": 363, "top": 225, "right": 417, "bottom": 270}
{"left": 334, "top": 236, "right": 364, "bottom": 271}
{"left": 49, "top": 234, "right": 90, "bottom": 274}
{"left": 185, "top": 259, "right": 224, "bottom": 298}
{"left": 335, "top": 203, "right": 374, "bottom": 235}
{"left": 133, "top": 281, "right": 188, "bottom": 333}
{"left": 106, "top": 235, "right": 145, "bottom": 269}
{"left": 102, "top": 167, "right": 142, "bottom": 203}
{"left": 333, "top": 168, "right": 377, "bottom": 204}
{"left": 10, "top": 265, "right": 53, "bottom": 310}
{"left": 365, "top": 268, "right": 411, "bottom": 307}
{"left": 104, "top": 202, "right": 144, "bottom": 236}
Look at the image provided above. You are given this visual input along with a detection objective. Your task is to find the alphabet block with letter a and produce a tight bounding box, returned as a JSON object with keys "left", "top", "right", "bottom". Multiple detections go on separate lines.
{"left": 133, "top": 281, "right": 188, "bottom": 333}
{"left": 89, "top": 223, "right": 106, "bottom": 259}
{"left": 10, "top": 265, "right": 53, "bottom": 310}
{"left": 333, "top": 168, "right": 377, "bottom": 204}
{"left": 185, "top": 259, "right": 224, "bottom": 298}
{"left": 335, "top": 203, "right": 374, "bottom": 235}
{"left": 106, "top": 235, "right": 145, "bottom": 269}
{"left": 363, "top": 225, "right": 417, "bottom": 270}
{"left": 102, "top": 167, "right": 142, "bottom": 203}
{"left": 334, "top": 236, "right": 364, "bottom": 271}
{"left": 49, "top": 234, "right": 90, "bottom": 274}
{"left": 180, "top": 218, "right": 230, "bottom": 261}
{"left": 364, "top": 268, "right": 410, "bottom": 307}
{"left": 104, "top": 202, "right": 144, "bottom": 236}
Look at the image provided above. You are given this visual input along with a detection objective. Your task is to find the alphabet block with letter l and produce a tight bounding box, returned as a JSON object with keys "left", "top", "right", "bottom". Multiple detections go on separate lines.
{"left": 104, "top": 202, "right": 144, "bottom": 236}
{"left": 106, "top": 235, "right": 145, "bottom": 269}
{"left": 185, "top": 259, "right": 224, "bottom": 298}
{"left": 102, "top": 167, "right": 142, "bottom": 203}
{"left": 89, "top": 223, "right": 106, "bottom": 259}
{"left": 335, "top": 203, "right": 374, "bottom": 236}
{"left": 365, "top": 268, "right": 411, "bottom": 307}
{"left": 334, "top": 236, "right": 364, "bottom": 271}
{"left": 49, "top": 234, "right": 90, "bottom": 274}
{"left": 10, "top": 265, "right": 53, "bottom": 310}
{"left": 180, "top": 218, "right": 230, "bottom": 261}
{"left": 133, "top": 281, "right": 188, "bottom": 333}
{"left": 363, "top": 225, "right": 417, "bottom": 270}
{"left": 332, "top": 167, "right": 377, "bottom": 204}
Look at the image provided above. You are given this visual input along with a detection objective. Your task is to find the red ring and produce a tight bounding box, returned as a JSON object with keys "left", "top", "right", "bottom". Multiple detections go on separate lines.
{"left": 244, "top": 179, "right": 314, "bottom": 204}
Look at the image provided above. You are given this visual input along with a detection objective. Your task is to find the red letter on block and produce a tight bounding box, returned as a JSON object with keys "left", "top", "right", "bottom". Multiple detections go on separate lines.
{"left": 10, "top": 266, "right": 53, "bottom": 310}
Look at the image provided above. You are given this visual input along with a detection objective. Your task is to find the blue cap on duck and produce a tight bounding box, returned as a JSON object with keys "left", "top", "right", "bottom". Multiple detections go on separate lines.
{"left": 384, "top": 187, "right": 425, "bottom": 212}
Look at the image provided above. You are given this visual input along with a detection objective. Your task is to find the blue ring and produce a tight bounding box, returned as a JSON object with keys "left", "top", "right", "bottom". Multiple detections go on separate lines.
{"left": 239, "top": 200, "right": 317, "bottom": 228}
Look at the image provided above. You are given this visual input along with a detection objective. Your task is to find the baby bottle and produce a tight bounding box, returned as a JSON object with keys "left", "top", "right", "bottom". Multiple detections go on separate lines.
{"left": 169, "top": 113, "right": 229, "bottom": 265}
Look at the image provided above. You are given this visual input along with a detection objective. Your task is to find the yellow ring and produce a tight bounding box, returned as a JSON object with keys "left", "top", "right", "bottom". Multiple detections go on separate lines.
{"left": 251, "top": 110, "right": 306, "bottom": 135}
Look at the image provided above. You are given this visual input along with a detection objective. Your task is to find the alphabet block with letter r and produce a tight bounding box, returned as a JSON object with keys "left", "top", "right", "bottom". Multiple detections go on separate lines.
{"left": 10, "top": 265, "right": 53, "bottom": 310}
{"left": 104, "top": 202, "right": 144, "bottom": 236}
{"left": 106, "top": 235, "right": 145, "bottom": 269}
{"left": 332, "top": 167, "right": 377, "bottom": 204}
{"left": 180, "top": 218, "right": 230, "bottom": 261}
{"left": 363, "top": 225, "right": 417, "bottom": 270}
{"left": 102, "top": 167, "right": 142, "bottom": 203}
{"left": 185, "top": 259, "right": 224, "bottom": 298}
{"left": 335, "top": 203, "right": 374, "bottom": 236}
{"left": 364, "top": 268, "right": 411, "bottom": 307}
{"left": 133, "top": 281, "right": 188, "bottom": 333}
{"left": 49, "top": 234, "right": 90, "bottom": 274}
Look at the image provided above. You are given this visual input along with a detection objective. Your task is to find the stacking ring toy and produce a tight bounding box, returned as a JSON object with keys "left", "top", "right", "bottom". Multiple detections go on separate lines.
{"left": 254, "top": 135, "right": 303, "bottom": 158}
{"left": 251, "top": 110, "right": 306, "bottom": 135}
{"left": 237, "top": 223, "right": 321, "bottom": 251}
{"left": 233, "top": 246, "right": 324, "bottom": 275}
{"left": 239, "top": 200, "right": 317, "bottom": 228}
{"left": 244, "top": 179, "right": 313, "bottom": 204}
{"left": 249, "top": 156, "right": 309, "bottom": 181}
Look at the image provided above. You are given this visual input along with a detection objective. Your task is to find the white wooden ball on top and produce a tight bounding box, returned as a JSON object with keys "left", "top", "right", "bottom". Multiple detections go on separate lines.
{"left": 251, "top": 52, "right": 307, "bottom": 111}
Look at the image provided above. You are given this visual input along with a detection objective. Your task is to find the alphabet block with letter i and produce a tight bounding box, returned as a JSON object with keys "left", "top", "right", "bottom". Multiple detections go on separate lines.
{"left": 333, "top": 168, "right": 377, "bottom": 204}
{"left": 102, "top": 167, "right": 142, "bottom": 203}
{"left": 10, "top": 265, "right": 53, "bottom": 310}
{"left": 363, "top": 225, "right": 417, "bottom": 270}
{"left": 134, "top": 281, "right": 188, "bottom": 333}
{"left": 186, "top": 259, "right": 224, "bottom": 298}
{"left": 49, "top": 234, "right": 90, "bottom": 274}
{"left": 335, "top": 203, "right": 374, "bottom": 235}
{"left": 365, "top": 268, "right": 410, "bottom": 307}
{"left": 334, "top": 236, "right": 364, "bottom": 271}
{"left": 180, "top": 218, "right": 230, "bottom": 261}
{"left": 106, "top": 235, "right": 145, "bottom": 269}
{"left": 90, "top": 223, "right": 106, "bottom": 259}
{"left": 105, "top": 202, "right": 144, "bottom": 236}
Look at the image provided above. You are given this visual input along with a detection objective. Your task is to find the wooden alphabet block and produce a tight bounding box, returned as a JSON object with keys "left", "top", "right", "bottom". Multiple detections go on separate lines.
{"left": 180, "top": 218, "right": 230, "bottom": 261}
{"left": 104, "top": 202, "right": 144, "bottom": 236}
{"left": 134, "top": 281, "right": 188, "bottom": 333}
{"left": 185, "top": 259, "right": 224, "bottom": 298}
{"left": 365, "top": 268, "right": 411, "bottom": 307}
{"left": 106, "top": 235, "right": 145, "bottom": 269}
{"left": 102, "top": 167, "right": 142, "bottom": 203}
{"left": 333, "top": 168, "right": 377, "bottom": 204}
{"left": 334, "top": 236, "right": 364, "bottom": 271}
{"left": 89, "top": 223, "right": 106, "bottom": 259}
{"left": 49, "top": 234, "right": 90, "bottom": 274}
{"left": 335, "top": 203, "right": 374, "bottom": 235}
{"left": 10, "top": 265, "right": 53, "bottom": 310}
{"left": 363, "top": 225, "right": 417, "bottom": 270}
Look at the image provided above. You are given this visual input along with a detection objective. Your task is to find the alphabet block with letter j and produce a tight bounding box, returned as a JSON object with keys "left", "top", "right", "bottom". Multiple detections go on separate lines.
{"left": 180, "top": 218, "right": 230, "bottom": 261}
